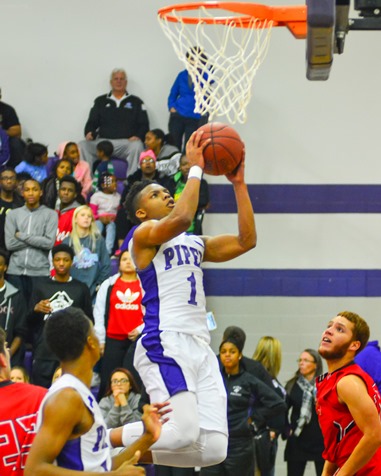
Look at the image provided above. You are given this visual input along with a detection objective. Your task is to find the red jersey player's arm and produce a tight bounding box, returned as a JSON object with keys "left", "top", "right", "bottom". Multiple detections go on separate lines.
{"left": 334, "top": 374, "right": 381, "bottom": 476}
{"left": 321, "top": 460, "right": 338, "bottom": 476}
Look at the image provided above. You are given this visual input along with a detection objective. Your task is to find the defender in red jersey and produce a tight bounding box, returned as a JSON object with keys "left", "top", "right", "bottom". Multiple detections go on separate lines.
{"left": 317, "top": 311, "right": 381, "bottom": 475}
{"left": 0, "top": 328, "right": 47, "bottom": 476}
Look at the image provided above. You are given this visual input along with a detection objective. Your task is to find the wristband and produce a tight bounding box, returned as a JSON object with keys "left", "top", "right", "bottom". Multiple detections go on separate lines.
{"left": 188, "top": 165, "right": 203, "bottom": 180}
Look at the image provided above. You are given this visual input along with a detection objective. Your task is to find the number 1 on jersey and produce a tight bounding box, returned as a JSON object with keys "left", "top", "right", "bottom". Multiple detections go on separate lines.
{"left": 187, "top": 272, "right": 198, "bottom": 305}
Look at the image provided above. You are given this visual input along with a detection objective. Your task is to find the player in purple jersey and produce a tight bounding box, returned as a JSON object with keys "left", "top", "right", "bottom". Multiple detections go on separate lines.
{"left": 121, "top": 130, "right": 257, "bottom": 468}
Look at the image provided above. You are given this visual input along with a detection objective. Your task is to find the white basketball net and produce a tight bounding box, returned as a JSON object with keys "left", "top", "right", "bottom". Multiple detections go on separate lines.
{"left": 158, "top": 6, "right": 273, "bottom": 124}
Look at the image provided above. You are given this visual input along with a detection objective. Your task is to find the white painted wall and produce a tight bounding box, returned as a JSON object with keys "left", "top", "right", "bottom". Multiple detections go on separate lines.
{"left": 1, "top": 0, "right": 380, "bottom": 185}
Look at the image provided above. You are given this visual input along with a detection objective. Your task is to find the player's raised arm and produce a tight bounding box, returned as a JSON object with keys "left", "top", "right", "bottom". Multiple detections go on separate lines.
{"left": 129, "top": 130, "right": 209, "bottom": 269}
{"left": 202, "top": 151, "right": 257, "bottom": 263}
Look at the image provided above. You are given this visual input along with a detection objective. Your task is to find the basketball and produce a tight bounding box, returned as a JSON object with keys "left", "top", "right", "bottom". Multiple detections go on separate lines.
{"left": 197, "top": 123, "right": 244, "bottom": 176}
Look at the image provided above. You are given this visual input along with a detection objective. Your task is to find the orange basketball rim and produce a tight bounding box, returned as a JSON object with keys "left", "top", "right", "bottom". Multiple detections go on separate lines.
{"left": 158, "top": 2, "right": 307, "bottom": 39}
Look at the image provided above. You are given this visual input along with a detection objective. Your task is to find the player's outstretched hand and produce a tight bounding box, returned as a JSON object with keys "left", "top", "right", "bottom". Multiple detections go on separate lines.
{"left": 226, "top": 145, "right": 245, "bottom": 185}
{"left": 152, "top": 401, "right": 172, "bottom": 423}
{"left": 114, "top": 451, "right": 145, "bottom": 475}
{"left": 142, "top": 402, "right": 171, "bottom": 443}
{"left": 185, "top": 130, "right": 209, "bottom": 170}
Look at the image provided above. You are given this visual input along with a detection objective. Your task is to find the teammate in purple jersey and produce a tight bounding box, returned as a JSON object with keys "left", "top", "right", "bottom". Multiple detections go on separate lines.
{"left": 25, "top": 307, "right": 167, "bottom": 476}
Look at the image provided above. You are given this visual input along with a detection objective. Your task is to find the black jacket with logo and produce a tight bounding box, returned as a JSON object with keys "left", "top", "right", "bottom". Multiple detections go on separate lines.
{"left": 222, "top": 367, "right": 287, "bottom": 438}
{"left": 84, "top": 92, "right": 149, "bottom": 141}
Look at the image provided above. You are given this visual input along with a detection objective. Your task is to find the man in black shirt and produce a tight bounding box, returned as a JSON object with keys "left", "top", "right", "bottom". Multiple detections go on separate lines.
{"left": 79, "top": 68, "right": 149, "bottom": 177}
{"left": 29, "top": 244, "right": 93, "bottom": 387}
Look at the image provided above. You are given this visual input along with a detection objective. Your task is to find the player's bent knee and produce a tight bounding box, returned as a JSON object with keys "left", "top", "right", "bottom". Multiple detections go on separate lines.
{"left": 170, "top": 433, "right": 198, "bottom": 450}
{"left": 199, "top": 432, "right": 228, "bottom": 467}
{"left": 165, "top": 419, "right": 200, "bottom": 450}
{"left": 165, "top": 391, "right": 200, "bottom": 448}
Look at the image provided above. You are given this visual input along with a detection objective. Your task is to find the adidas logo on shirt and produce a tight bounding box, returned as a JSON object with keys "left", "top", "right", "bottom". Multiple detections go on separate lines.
{"left": 115, "top": 288, "right": 140, "bottom": 310}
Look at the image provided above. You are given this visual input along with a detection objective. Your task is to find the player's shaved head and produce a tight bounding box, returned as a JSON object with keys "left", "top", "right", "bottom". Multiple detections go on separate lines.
{"left": 45, "top": 308, "right": 92, "bottom": 362}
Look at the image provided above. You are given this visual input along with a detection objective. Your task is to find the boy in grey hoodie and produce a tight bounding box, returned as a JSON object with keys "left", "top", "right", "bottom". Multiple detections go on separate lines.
{"left": 4, "top": 178, "right": 58, "bottom": 301}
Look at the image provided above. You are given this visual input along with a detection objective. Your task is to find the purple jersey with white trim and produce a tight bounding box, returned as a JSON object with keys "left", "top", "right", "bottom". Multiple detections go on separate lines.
{"left": 130, "top": 231, "right": 209, "bottom": 341}
{"left": 36, "top": 374, "right": 111, "bottom": 471}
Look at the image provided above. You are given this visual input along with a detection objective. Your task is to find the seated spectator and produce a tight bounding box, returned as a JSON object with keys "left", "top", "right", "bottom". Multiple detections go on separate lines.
{"left": 94, "top": 250, "right": 144, "bottom": 398}
{"left": 10, "top": 366, "right": 29, "bottom": 383}
{"left": 41, "top": 158, "right": 74, "bottom": 209}
{"left": 79, "top": 68, "right": 149, "bottom": 176}
{"left": 90, "top": 173, "right": 121, "bottom": 255}
{"left": 5, "top": 179, "right": 58, "bottom": 302}
{"left": 28, "top": 243, "right": 93, "bottom": 387}
{"left": 92, "top": 140, "right": 116, "bottom": 191}
{"left": 0, "top": 88, "right": 26, "bottom": 168}
{"left": 55, "top": 175, "right": 84, "bottom": 245}
{"left": 168, "top": 153, "right": 210, "bottom": 235}
{"left": 15, "top": 171, "right": 32, "bottom": 197}
{"left": 120, "top": 150, "right": 163, "bottom": 205}
{"left": 144, "top": 128, "right": 181, "bottom": 177}
{"left": 62, "top": 205, "right": 111, "bottom": 299}
{"left": 58, "top": 142, "right": 92, "bottom": 198}
{"left": 15, "top": 142, "right": 49, "bottom": 183}
{"left": 0, "top": 249, "right": 27, "bottom": 366}
{"left": 0, "top": 167, "right": 23, "bottom": 249}
{"left": 99, "top": 367, "right": 142, "bottom": 428}
{"left": 167, "top": 48, "right": 210, "bottom": 152}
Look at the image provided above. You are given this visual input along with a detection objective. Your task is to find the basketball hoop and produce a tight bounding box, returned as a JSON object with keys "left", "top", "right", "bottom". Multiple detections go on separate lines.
{"left": 158, "top": 2, "right": 306, "bottom": 123}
